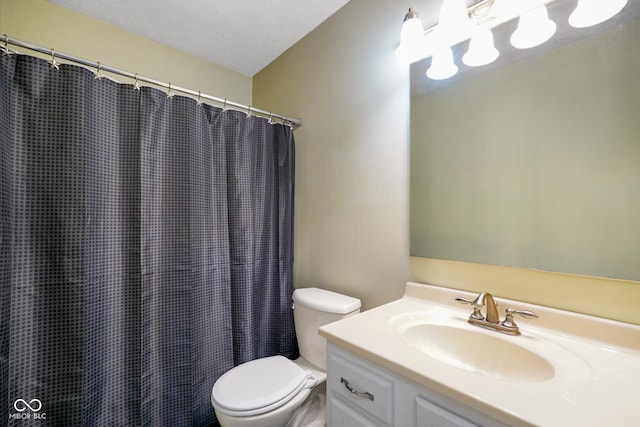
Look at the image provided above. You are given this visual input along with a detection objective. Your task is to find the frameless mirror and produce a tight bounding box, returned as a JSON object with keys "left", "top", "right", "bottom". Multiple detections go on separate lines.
{"left": 410, "top": 1, "right": 640, "bottom": 281}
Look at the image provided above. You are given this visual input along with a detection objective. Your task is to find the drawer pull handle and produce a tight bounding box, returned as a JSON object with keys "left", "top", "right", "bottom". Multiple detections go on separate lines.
{"left": 340, "top": 377, "right": 375, "bottom": 401}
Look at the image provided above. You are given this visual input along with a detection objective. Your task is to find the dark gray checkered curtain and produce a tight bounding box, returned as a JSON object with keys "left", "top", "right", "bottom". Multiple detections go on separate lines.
{"left": 0, "top": 54, "right": 297, "bottom": 426}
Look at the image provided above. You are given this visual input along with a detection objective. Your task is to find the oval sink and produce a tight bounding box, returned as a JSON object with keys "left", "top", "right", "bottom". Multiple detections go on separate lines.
{"left": 402, "top": 323, "right": 555, "bottom": 382}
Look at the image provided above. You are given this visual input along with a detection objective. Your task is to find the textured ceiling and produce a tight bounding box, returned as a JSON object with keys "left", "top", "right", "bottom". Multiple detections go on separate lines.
{"left": 46, "top": 0, "right": 351, "bottom": 76}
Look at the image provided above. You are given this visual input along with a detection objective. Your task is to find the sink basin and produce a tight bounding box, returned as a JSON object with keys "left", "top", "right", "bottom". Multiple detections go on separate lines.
{"left": 402, "top": 323, "right": 555, "bottom": 382}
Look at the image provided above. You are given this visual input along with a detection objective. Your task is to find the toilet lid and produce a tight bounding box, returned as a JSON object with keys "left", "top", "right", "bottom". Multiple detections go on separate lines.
{"left": 212, "top": 355, "right": 315, "bottom": 416}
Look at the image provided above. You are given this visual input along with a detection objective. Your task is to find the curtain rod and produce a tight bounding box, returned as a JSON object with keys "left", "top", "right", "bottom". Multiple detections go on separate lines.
{"left": 1, "top": 35, "right": 302, "bottom": 129}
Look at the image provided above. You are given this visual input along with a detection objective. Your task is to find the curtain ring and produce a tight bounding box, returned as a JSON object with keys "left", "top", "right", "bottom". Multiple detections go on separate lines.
{"left": 246, "top": 105, "right": 252, "bottom": 117}
{"left": 133, "top": 73, "right": 141, "bottom": 91}
{"left": 94, "top": 61, "right": 103, "bottom": 80}
{"left": 167, "top": 82, "right": 173, "bottom": 98}
{"left": 2, "top": 34, "right": 9, "bottom": 56}
{"left": 49, "top": 48, "right": 59, "bottom": 70}
{"left": 197, "top": 91, "right": 203, "bottom": 106}
{"left": 222, "top": 99, "right": 227, "bottom": 111}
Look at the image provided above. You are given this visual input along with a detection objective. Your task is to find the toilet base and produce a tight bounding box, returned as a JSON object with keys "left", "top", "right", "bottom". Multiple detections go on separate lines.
{"left": 286, "top": 382, "right": 326, "bottom": 427}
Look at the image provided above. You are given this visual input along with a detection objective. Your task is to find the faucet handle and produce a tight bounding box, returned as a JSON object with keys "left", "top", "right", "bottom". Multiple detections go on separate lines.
{"left": 501, "top": 307, "right": 538, "bottom": 330}
{"left": 455, "top": 297, "right": 484, "bottom": 320}
{"left": 506, "top": 308, "right": 538, "bottom": 319}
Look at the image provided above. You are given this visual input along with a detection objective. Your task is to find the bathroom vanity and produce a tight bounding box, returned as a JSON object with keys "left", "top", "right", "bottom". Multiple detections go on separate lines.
{"left": 319, "top": 282, "right": 640, "bottom": 427}
{"left": 326, "top": 344, "right": 508, "bottom": 426}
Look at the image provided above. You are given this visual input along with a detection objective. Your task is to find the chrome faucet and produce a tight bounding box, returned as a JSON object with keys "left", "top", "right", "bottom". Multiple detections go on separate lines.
{"left": 456, "top": 292, "right": 538, "bottom": 335}
{"left": 473, "top": 292, "right": 499, "bottom": 324}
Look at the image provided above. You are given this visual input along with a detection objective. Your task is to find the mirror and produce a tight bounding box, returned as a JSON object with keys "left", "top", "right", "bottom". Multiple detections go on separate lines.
{"left": 410, "top": 2, "right": 640, "bottom": 281}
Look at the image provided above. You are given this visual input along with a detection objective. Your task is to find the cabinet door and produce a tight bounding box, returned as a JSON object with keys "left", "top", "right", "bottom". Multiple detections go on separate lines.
{"left": 416, "top": 397, "right": 479, "bottom": 427}
{"left": 330, "top": 395, "right": 388, "bottom": 427}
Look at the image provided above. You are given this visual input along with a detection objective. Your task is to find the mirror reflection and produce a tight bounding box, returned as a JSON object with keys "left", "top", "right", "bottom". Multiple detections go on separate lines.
{"left": 410, "top": 2, "right": 640, "bottom": 281}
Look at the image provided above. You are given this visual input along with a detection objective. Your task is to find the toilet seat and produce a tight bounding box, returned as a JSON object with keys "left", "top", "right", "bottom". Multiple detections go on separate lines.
{"left": 212, "top": 356, "right": 317, "bottom": 417}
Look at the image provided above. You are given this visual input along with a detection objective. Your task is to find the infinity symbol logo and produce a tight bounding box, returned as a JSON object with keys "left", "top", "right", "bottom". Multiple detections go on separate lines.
{"left": 13, "top": 399, "right": 42, "bottom": 412}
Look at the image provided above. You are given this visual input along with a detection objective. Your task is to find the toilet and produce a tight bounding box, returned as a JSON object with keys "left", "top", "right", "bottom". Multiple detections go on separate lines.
{"left": 211, "top": 287, "right": 361, "bottom": 427}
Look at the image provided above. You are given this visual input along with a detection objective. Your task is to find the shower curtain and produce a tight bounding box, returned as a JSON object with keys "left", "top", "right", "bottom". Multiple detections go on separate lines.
{"left": 0, "top": 54, "right": 297, "bottom": 426}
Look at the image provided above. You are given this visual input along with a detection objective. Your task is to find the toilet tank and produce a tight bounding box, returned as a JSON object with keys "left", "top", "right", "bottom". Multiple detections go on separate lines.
{"left": 292, "top": 287, "right": 361, "bottom": 370}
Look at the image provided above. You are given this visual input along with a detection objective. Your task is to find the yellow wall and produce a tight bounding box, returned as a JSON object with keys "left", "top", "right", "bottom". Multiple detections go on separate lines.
{"left": 254, "top": 0, "right": 640, "bottom": 325}
{"left": 253, "top": 0, "right": 412, "bottom": 309}
{"left": 0, "top": 0, "right": 251, "bottom": 104}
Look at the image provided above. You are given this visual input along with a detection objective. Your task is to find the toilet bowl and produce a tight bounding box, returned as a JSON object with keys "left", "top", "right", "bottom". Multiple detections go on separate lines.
{"left": 211, "top": 287, "right": 360, "bottom": 427}
{"left": 212, "top": 356, "right": 318, "bottom": 427}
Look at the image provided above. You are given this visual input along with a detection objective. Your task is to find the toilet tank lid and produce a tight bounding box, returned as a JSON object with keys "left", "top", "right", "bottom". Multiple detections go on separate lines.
{"left": 293, "top": 287, "right": 361, "bottom": 314}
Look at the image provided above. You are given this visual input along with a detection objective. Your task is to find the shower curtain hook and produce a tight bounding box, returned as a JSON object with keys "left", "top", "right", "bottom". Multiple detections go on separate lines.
{"left": 267, "top": 112, "right": 274, "bottom": 124}
{"left": 222, "top": 99, "right": 227, "bottom": 111}
{"left": 49, "top": 48, "right": 60, "bottom": 70}
{"left": 133, "top": 73, "right": 141, "bottom": 91}
{"left": 2, "top": 34, "right": 10, "bottom": 56}
{"left": 197, "top": 91, "right": 204, "bottom": 106}
{"left": 94, "top": 61, "right": 103, "bottom": 80}
{"left": 246, "top": 105, "right": 252, "bottom": 118}
{"left": 167, "top": 82, "right": 174, "bottom": 99}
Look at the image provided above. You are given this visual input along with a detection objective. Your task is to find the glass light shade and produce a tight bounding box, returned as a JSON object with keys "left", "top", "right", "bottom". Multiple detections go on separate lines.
{"left": 426, "top": 47, "right": 459, "bottom": 80}
{"left": 438, "top": 0, "right": 474, "bottom": 43}
{"left": 510, "top": 6, "right": 557, "bottom": 49}
{"left": 489, "top": 0, "right": 511, "bottom": 18}
{"left": 395, "top": 10, "right": 425, "bottom": 63}
{"left": 569, "top": 0, "right": 628, "bottom": 28}
{"left": 462, "top": 28, "right": 499, "bottom": 67}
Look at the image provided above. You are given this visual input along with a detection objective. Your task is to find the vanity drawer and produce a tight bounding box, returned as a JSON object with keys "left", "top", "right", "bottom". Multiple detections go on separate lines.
{"left": 329, "top": 352, "right": 393, "bottom": 424}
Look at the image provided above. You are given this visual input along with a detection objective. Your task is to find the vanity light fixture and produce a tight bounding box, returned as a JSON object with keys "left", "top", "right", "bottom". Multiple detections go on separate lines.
{"left": 396, "top": 0, "right": 629, "bottom": 80}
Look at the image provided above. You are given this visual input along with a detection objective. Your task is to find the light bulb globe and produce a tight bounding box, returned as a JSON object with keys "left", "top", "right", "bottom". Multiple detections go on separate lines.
{"left": 427, "top": 47, "right": 459, "bottom": 80}
{"left": 569, "top": 0, "right": 628, "bottom": 28}
{"left": 511, "top": 6, "right": 556, "bottom": 49}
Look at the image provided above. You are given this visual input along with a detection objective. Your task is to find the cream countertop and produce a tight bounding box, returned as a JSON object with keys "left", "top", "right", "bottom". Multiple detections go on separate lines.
{"left": 319, "top": 282, "right": 640, "bottom": 427}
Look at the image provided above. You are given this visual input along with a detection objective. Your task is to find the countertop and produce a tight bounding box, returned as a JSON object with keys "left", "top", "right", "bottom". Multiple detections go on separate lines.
{"left": 319, "top": 282, "right": 640, "bottom": 427}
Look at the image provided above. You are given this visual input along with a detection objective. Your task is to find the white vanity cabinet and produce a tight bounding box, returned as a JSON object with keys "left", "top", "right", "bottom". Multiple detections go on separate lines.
{"left": 326, "top": 343, "right": 510, "bottom": 427}
{"left": 321, "top": 283, "right": 640, "bottom": 426}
